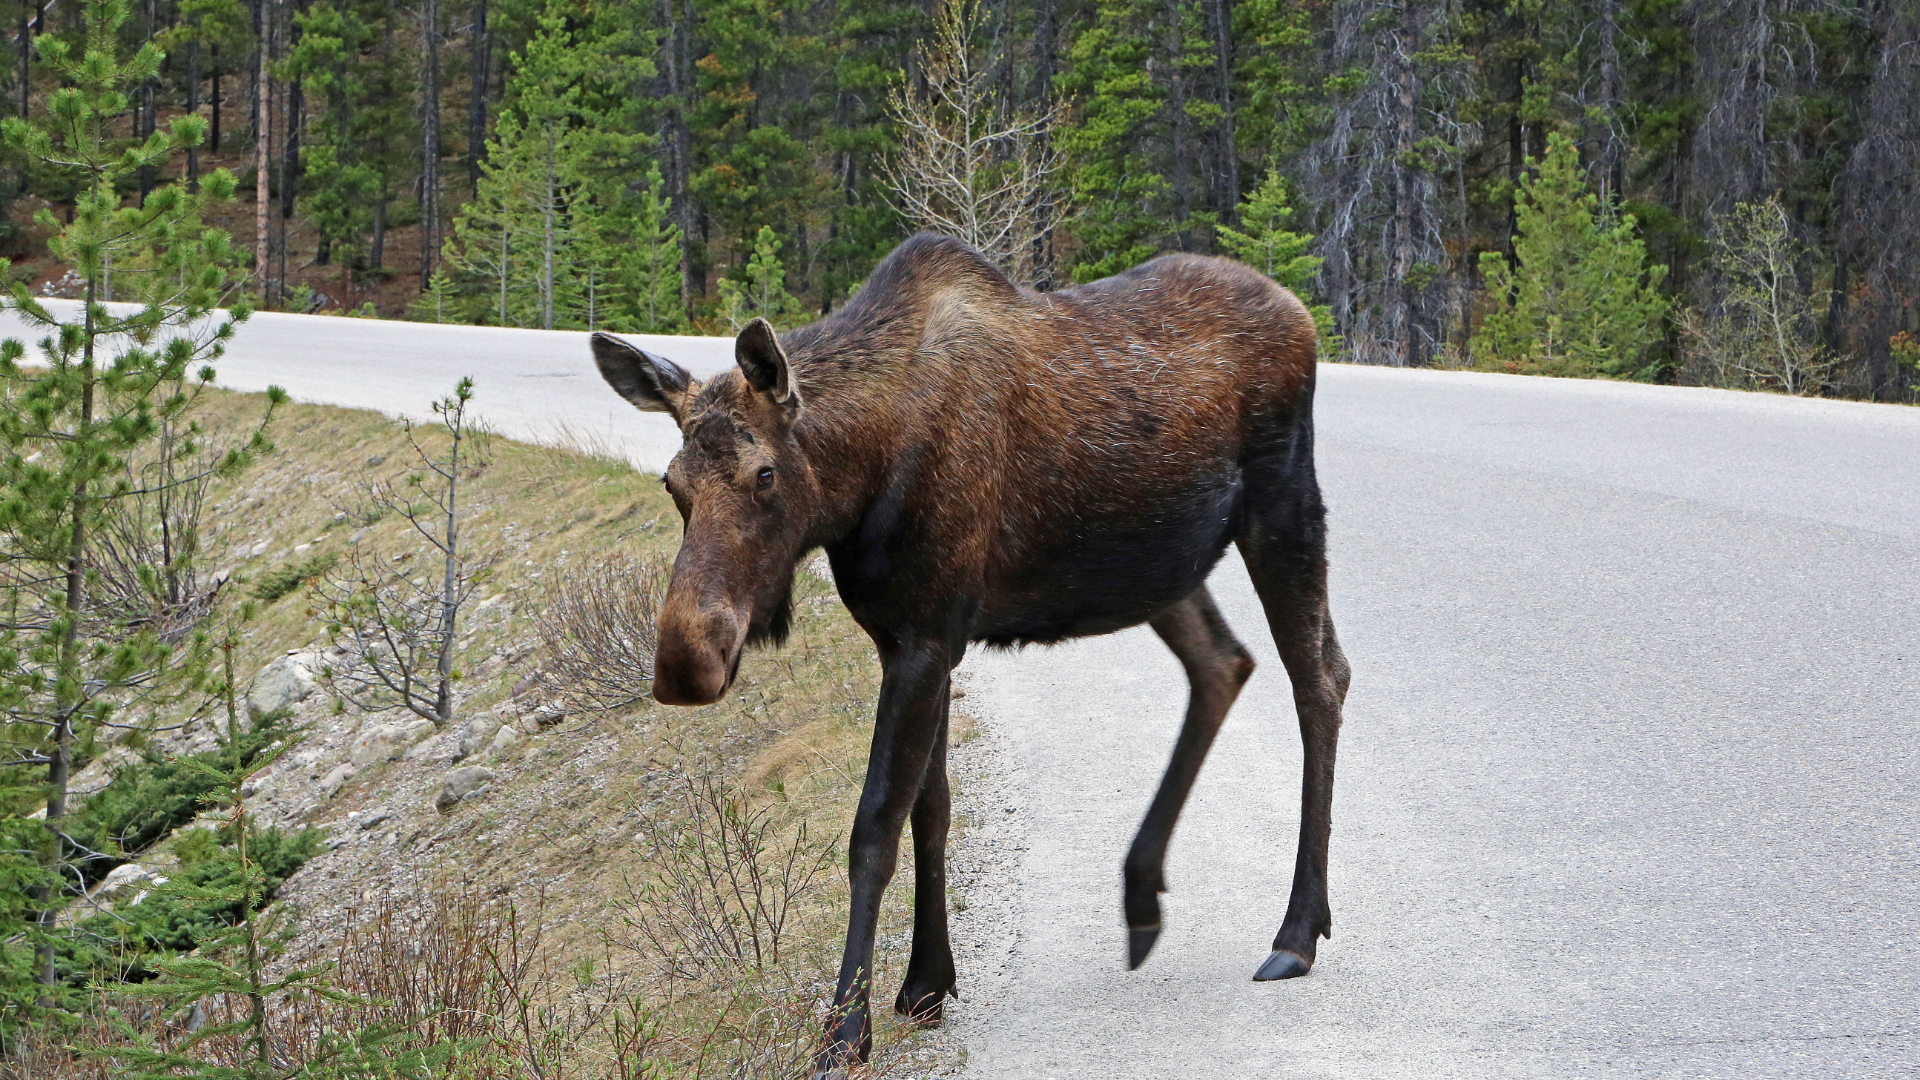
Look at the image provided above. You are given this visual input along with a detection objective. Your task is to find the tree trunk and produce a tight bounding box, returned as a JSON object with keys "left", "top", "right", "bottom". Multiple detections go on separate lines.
{"left": 1389, "top": 9, "right": 1426, "bottom": 367}
{"left": 371, "top": 199, "right": 387, "bottom": 269}
{"left": 1030, "top": 0, "right": 1058, "bottom": 288}
{"left": 1595, "top": 0, "right": 1622, "bottom": 205}
{"left": 256, "top": 1, "right": 271, "bottom": 305}
{"left": 421, "top": 0, "right": 441, "bottom": 287}
{"left": 467, "top": 0, "right": 488, "bottom": 193}
{"left": 1207, "top": 0, "right": 1237, "bottom": 221}
{"left": 211, "top": 48, "right": 221, "bottom": 152}
{"left": 36, "top": 278, "right": 99, "bottom": 996}
{"left": 187, "top": 42, "right": 202, "bottom": 191}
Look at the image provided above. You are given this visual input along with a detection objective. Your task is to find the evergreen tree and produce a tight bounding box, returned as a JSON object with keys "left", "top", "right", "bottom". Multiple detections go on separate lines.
{"left": 443, "top": 0, "right": 651, "bottom": 329}
{"left": 1059, "top": 0, "right": 1171, "bottom": 283}
{"left": 1472, "top": 132, "right": 1669, "bottom": 379}
{"left": 716, "top": 224, "right": 803, "bottom": 331}
{"left": 1217, "top": 165, "right": 1331, "bottom": 337}
{"left": 609, "top": 162, "right": 689, "bottom": 333}
{"left": 0, "top": 0, "right": 279, "bottom": 1012}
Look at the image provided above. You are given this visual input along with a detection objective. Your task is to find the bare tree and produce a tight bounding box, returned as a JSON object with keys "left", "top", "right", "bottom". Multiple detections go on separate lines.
{"left": 1684, "top": 198, "right": 1835, "bottom": 395}
{"left": 319, "top": 379, "right": 487, "bottom": 727}
{"left": 882, "top": 0, "right": 1069, "bottom": 286}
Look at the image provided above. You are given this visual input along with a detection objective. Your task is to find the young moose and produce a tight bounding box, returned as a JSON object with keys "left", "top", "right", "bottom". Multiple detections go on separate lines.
{"left": 591, "top": 234, "right": 1350, "bottom": 1076}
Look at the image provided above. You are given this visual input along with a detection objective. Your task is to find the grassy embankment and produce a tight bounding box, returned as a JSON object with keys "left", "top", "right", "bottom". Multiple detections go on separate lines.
{"left": 29, "top": 388, "right": 952, "bottom": 1077}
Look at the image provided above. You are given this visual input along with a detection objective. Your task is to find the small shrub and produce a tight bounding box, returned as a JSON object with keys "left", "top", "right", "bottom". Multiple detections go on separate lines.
{"left": 247, "top": 551, "right": 338, "bottom": 602}
{"left": 532, "top": 552, "right": 669, "bottom": 712}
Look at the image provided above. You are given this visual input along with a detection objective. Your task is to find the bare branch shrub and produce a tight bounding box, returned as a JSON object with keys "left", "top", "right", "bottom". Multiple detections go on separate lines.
{"left": 533, "top": 552, "right": 669, "bottom": 713}
{"left": 621, "top": 772, "right": 836, "bottom": 986}
{"left": 1683, "top": 198, "right": 1837, "bottom": 395}
{"left": 882, "top": 0, "right": 1069, "bottom": 286}
{"left": 317, "top": 379, "right": 487, "bottom": 727}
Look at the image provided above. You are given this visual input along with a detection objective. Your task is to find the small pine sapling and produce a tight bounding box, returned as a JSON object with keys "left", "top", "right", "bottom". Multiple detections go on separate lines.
{"left": 318, "top": 379, "right": 489, "bottom": 728}
{"left": 1217, "top": 165, "right": 1333, "bottom": 339}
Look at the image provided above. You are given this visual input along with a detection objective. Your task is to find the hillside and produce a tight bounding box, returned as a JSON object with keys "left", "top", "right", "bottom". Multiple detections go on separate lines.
{"left": 18, "top": 391, "right": 1004, "bottom": 1078}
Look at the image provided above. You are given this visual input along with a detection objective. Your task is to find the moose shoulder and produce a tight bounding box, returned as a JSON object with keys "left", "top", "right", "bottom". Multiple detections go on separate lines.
{"left": 591, "top": 233, "right": 1350, "bottom": 1077}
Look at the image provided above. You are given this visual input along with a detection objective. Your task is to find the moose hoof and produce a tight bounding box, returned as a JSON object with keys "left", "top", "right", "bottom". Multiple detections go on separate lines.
{"left": 1127, "top": 925, "right": 1162, "bottom": 970}
{"left": 1252, "top": 949, "right": 1312, "bottom": 982}
{"left": 893, "top": 988, "right": 948, "bottom": 1028}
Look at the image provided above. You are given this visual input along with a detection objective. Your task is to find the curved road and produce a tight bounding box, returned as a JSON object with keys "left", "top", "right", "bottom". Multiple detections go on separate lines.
{"left": 13, "top": 308, "right": 1912, "bottom": 1075}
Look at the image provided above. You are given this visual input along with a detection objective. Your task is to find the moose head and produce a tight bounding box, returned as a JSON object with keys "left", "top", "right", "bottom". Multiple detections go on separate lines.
{"left": 591, "top": 319, "right": 821, "bottom": 706}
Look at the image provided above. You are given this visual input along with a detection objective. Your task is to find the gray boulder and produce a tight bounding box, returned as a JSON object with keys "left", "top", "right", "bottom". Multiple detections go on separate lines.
{"left": 435, "top": 766, "right": 496, "bottom": 813}
{"left": 320, "top": 762, "right": 355, "bottom": 796}
{"left": 248, "top": 652, "right": 321, "bottom": 720}
{"left": 347, "top": 717, "right": 437, "bottom": 767}
{"left": 453, "top": 713, "right": 505, "bottom": 761}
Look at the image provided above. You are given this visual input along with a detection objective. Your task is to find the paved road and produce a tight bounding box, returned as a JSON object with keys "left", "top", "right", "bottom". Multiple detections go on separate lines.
{"left": 951, "top": 367, "right": 1920, "bottom": 1078}
{"left": 15, "top": 306, "right": 1911, "bottom": 1075}
{"left": 0, "top": 303, "right": 735, "bottom": 469}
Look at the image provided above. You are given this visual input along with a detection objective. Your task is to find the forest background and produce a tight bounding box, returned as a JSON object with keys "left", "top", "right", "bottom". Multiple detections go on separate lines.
{"left": 0, "top": 0, "right": 1914, "bottom": 398}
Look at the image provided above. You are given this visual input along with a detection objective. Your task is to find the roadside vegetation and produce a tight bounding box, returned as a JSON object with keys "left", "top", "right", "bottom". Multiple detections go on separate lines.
{"left": 2, "top": 384, "right": 942, "bottom": 1079}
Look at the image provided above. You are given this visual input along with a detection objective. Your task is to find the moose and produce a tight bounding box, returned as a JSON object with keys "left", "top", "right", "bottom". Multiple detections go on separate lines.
{"left": 591, "top": 234, "right": 1350, "bottom": 1076}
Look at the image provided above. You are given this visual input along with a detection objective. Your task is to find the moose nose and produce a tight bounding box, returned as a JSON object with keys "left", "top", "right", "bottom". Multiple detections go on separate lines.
{"left": 652, "top": 604, "right": 742, "bottom": 707}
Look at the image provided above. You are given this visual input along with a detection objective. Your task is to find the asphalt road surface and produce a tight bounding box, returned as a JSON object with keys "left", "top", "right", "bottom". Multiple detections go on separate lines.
{"left": 11, "top": 308, "right": 1911, "bottom": 1075}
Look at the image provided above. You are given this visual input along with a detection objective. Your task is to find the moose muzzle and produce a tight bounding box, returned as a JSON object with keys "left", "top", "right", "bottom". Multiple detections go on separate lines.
{"left": 652, "top": 585, "right": 747, "bottom": 706}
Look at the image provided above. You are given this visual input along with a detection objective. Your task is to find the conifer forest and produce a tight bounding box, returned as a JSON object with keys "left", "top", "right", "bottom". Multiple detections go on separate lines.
{"left": 3, "top": 0, "right": 1917, "bottom": 397}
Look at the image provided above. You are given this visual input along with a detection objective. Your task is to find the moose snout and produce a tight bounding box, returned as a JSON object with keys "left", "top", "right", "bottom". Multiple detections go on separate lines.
{"left": 652, "top": 599, "right": 746, "bottom": 707}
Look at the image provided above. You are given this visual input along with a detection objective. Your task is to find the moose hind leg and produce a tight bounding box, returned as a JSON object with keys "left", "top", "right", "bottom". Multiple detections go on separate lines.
{"left": 895, "top": 704, "right": 957, "bottom": 1025}
{"left": 1125, "top": 586, "right": 1256, "bottom": 969}
{"left": 1237, "top": 469, "right": 1350, "bottom": 982}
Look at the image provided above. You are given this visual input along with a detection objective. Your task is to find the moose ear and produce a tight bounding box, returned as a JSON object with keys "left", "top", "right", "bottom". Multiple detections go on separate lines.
{"left": 735, "top": 318, "right": 799, "bottom": 407}
{"left": 592, "top": 332, "right": 697, "bottom": 422}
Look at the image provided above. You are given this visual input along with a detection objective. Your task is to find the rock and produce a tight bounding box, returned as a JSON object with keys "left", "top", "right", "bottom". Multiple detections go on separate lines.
{"left": 489, "top": 725, "right": 521, "bottom": 753}
{"left": 94, "top": 862, "right": 167, "bottom": 904}
{"left": 241, "top": 771, "right": 276, "bottom": 800}
{"left": 321, "top": 762, "right": 355, "bottom": 796}
{"left": 453, "top": 714, "right": 505, "bottom": 761}
{"left": 347, "top": 718, "right": 437, "bottom": 767}
{"left": 247, "top": 652, "right": 321, "bottom": 720}
{"left": 436, "top": 766, "right": 497, "bottom": 813}
{"left": 358, "top": 809, "right": 392, "bottom": 831}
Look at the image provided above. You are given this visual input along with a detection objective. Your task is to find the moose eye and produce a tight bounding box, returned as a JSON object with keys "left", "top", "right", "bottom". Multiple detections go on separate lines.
{"left": 756, "top": 466, "right": 775, "bottom": 489}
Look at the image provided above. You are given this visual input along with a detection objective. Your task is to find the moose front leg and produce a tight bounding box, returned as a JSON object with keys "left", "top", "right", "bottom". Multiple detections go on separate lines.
{"left": 816, "top": 638, "right": 950, "bottom": 1078}
{"left": 895, "top": 701, "right": 956, "bottom": 1024}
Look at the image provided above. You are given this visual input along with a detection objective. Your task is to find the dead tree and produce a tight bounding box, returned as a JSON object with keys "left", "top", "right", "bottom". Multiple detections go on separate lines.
{"left": 882, "top": 0, "right": 1069, "bottom": 286}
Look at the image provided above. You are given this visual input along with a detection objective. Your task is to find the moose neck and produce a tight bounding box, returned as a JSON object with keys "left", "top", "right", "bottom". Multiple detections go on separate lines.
{"left": 792, "top": 388, "right": 899, "bottom": 553}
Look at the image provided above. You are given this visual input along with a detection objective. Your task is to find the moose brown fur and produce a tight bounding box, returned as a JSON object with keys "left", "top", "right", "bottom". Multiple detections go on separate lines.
{"left": 592, "top": 234, "right": 1350, "bottom": 1076}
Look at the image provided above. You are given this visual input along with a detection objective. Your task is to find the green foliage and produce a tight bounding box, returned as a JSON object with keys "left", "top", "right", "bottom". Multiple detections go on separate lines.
{"left": 443, "top": 0, "right": 659, "bottom": 330}
{"left": 89, "top": 611, "right": 419, "bottom": 1079}
{"left": 1472, "top": 133, "right": 1670, "bottom": 380}
{"left": 606, "top": 163, "right": 689, "bottom": 334}
{"left": 59, "top": 709, "right": 294, "bottom": 891}
{"left": 1059, "top": 0, "right": 1172, "bottom": 283}
{"left": 248, "top": 551, "right": 339, "bottom": 603}
{"left": 0, "top": 0, "right": 282, "bottom": 1028}
{"left": 716, "top": 225, "right": 804, "bottom": 331}
{"left": 1217, "top": 165, "right": 1331, "bottom": 337}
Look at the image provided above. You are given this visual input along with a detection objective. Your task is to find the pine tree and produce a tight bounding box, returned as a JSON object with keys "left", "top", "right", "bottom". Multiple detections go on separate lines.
{"left": 716, "top": 224, "right": 803, "bottom": 331}
{"left": 0, "top": 0, "right": 280, "bottom": 1010}
{"left": 609, "top": 162, "right": 688, "bottom": 333}
{"left": 442, "top": 0, "right": 652, "bottom": 329}
{"left": 97, "top": 606, "right": 423, "bottom": 1079}
{"left": 1472, "top": 132, "right": 1669, "bottom": 379}
{"left": 1059, "top": 0, "right": 1171, "bottom": 283}
{"left": 1217, "top": 165, "right": 1331, "bottom": 337}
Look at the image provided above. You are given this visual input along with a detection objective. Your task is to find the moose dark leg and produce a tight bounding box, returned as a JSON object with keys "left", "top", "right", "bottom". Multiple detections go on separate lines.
{"left": 817, "top": 638, "right": 950, "bottom": 1078}
{"left": 1125, "top": 586, "right": 1256, "bottom": 969}
{"left": 894, "top": 702, "right": 956, "bottom": 1024}
{"left": 1237, "top": 451, "right": 1352, "bottom": 982}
